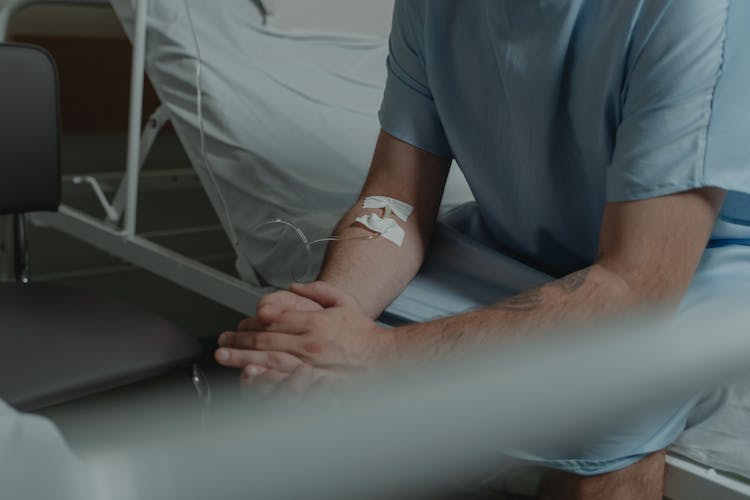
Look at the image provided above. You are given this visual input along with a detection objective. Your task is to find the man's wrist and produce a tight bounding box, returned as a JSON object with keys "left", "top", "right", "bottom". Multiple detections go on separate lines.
{"left": 373, "top": 324, "right": 400, "bottom": 364}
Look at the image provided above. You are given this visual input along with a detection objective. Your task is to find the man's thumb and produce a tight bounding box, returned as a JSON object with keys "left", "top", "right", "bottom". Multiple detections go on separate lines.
{"left": 289, "top": 281, "right": 350, "bottom": 308}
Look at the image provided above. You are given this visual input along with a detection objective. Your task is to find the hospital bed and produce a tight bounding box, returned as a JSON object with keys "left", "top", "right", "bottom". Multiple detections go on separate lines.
{"left": 0, "top": 0, "right": 748, "bottom": 498}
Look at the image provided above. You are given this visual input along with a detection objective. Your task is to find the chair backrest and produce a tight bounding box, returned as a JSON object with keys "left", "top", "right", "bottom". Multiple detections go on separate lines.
{"left": 0, "top": 43, "right": 61, "bottom": 215}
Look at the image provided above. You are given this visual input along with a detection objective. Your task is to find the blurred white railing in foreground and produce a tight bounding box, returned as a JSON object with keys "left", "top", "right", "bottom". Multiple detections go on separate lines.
{"left": 4, "top": 305, "right": 749, "bottom": 499}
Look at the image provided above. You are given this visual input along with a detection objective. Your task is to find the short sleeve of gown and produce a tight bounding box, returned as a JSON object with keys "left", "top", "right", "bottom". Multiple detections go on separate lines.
{"left": 378, "top": 0, "right": 452, "bottom": 158}
{"left": 607, "top": 0, "right": 750, "bottom": 224}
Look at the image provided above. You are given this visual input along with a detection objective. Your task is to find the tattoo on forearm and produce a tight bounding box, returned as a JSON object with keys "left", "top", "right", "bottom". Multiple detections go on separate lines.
{"left": 490, "top": 268, "right": 591, "bottom": 312}
{"left": 554, "top": 268, "right": 591, "bottom": 293}
{"left": 492, "top": 288, "right": 545, "bottom": 311}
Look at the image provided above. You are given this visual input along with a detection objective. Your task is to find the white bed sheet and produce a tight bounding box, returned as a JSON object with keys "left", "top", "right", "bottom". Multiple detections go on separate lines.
{"left": 263, "top": 0, "right": 395, "bottom": 37}
{"left": 110, "top": 0, "right": 473, "bottom": 288}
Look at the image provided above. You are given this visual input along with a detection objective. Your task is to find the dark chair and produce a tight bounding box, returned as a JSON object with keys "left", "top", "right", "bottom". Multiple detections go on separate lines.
{"left": 0, "top": 43, "right": 202, "bottom": 411}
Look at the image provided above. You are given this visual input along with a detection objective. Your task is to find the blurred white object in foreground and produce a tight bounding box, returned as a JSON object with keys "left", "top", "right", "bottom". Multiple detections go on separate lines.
{"left": 3, "top": 304, "right": 750, "bottom": 499}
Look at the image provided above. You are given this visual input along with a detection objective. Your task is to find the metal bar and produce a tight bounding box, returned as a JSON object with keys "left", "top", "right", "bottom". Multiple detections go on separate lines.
{"left": 63, "top": 169, "right": 201, "bottom": 195}
{"left": 139, "top": 225, "right": 225, "bottom": 240}
{"left": 138, "top": 106, "right": 170, "bottom": 167}
{"left": 31, "top": 206, "right": 266, "bottom": 316}
{"left": 30, "top": 251, "right": 234, "bottom": 282}
{"left": 123, "top": 0, "right": 148, "bottom": 237}
{"left": 71, "top": 176, "right": 119, "bottom": 222}
{"left": 12, "top": 214, "right": 30, "bottom": 284}
{"left": 113, "top": 105, "right": 171, "bottom": 217}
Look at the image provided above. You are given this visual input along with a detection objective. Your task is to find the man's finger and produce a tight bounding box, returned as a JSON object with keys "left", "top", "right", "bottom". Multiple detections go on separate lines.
{"left": 256, "top": 304, "right": 280, "bottom": 324}
{"left": 217, "top": 331, "right": 252, "bottom": 348}
{"left": 236, "top": 316, "right": 264, "bottom": 331}
{"left": 256, "top": 290, "right": 323, "bottom": 324}
{"left": 216, "top": 346, "right": 299, "bottom": 369}
{"left": 218, "top": 331, "right": 254, "bottom": 349}
{"left": 258, "top": 291, "right": 298, "bottom": 312}
{"left": 289, "top": 281, "right": 353, "bottom": 308}
{"left": 223, "top": 326, "right": 284, "bottom": 349}
{"left": 215, "top": 333, "right": 307, "bottom": 366}
{"left": 215, "top": 347, "right": 260, "bottom": 368}
{"left": 263, "top": 311, "right": 317, "bottom": 336}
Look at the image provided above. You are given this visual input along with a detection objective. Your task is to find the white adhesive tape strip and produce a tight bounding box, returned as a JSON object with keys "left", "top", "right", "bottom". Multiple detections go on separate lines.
{"left": 362, "top": 196, "right": 413, "bottom": 222}
{"left": 355, "top": 214, "right": 406, "bottom": 247}
{"left": 355, "top": 196, "right": 413, "bottom": 247}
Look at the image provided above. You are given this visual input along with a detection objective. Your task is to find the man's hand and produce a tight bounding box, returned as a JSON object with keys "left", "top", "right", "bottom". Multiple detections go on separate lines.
{"left": 216, "top": 288, "right": 321, "bottom": 364}
{"left": 215, "top": 283, "right": 395, "bottom": 393}
{"left": 220, "top": 282, "right": 395, "bottom": 372}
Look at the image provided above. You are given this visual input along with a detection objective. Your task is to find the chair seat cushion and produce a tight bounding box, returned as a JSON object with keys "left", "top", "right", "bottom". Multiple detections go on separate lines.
{"left": 0, "top": 283, "right": 201, "bottom": 411}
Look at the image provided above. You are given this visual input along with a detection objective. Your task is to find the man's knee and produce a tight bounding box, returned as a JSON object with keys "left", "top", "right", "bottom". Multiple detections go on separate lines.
{"left": 539, "top": 451, "right": 666, "bottom": 500}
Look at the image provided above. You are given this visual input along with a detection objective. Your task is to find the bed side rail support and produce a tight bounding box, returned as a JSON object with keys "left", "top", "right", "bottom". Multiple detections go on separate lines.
{"left": 65, "top": 103, "right": 169, "bottom": 224}
{"left": 112, "top": 104, "right": 170, "bottom": 218}
{"left": 30, "top": 206, "right": 265, "bottom": 315}
{"left": 122, "top": 0, "right": 147, "bottom": 237}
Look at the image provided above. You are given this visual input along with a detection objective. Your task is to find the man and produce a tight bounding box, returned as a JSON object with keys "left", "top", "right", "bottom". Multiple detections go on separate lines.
{"left": 215, "top": 1, "right": 750, "bottom": 498}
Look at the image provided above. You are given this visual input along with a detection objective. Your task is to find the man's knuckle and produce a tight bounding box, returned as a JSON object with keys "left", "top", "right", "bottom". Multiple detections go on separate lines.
{"left": 236, "top": 333, "right": 252, "bottom": 348}
{"left": 306, "top": 315, "right": 326, "bottom": 331}
{"left": 260, "top": 291, "right": 280, "bottom": 306}
{"left": 303, "top": 341, "right": 323, "bottom": 355}
{"left": 267, "top": 351, "right": 282, "bottom": 367}
{"left": 243, "top": 365, "right": 262, "bottom": 378}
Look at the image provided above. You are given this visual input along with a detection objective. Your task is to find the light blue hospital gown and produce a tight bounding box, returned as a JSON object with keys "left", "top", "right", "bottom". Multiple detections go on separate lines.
{"left": 379, "top": 0, "right": 750, "bottom": 475}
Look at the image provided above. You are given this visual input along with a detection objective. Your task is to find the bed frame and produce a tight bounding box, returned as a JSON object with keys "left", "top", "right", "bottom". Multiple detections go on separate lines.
{"left": 0, "top": 1, "right": 747, "bottom": 498}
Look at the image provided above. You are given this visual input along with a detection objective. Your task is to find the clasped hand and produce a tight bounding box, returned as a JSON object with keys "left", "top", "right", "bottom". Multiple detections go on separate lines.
{"left": 215, "top": 282, "right": 395, "bottom": 393}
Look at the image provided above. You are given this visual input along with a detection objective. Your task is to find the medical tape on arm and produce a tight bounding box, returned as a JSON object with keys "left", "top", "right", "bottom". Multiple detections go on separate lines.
{"left": 355, "top": 196, "right": 414, "bottom": 247}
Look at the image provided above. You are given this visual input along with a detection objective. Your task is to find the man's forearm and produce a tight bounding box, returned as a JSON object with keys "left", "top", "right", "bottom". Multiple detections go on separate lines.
{"left": 318, "top": 198, "right": 429, "bottom": 318}
{"left": 380, "top": 189, "right": 723, "bottom": 363}
{"left": 316, "top": 130, "right": 451, "bottom": 318}
{"left": 387, "top": 264, "right": 645, "bottom": 360}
